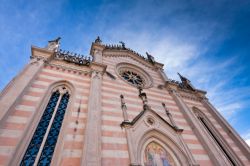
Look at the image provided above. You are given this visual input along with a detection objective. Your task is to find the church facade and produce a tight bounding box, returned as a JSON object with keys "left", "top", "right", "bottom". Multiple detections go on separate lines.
{"left": 0, "top": 37, "right": 249, "bottom": 166}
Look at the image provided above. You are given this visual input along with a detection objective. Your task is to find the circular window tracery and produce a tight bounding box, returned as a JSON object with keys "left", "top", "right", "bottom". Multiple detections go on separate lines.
{"left": 120, "top": 70, "right": 145, "bottom": 87}
{"left": 116, "top": 63, "right": 153, "bottom": 88}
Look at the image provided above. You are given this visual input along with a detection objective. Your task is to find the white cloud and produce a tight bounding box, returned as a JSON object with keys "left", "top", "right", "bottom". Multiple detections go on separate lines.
{"left": 246, "top": 139, "right": 250, "bottom": 146}
{"left": 100, "top": 23, "right": 249, "bottom": 123}
{"left": 242, "top": 131, "right": 250, "bottom": 147}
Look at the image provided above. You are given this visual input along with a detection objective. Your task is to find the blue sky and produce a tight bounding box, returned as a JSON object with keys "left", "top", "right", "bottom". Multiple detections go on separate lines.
{"left": 0, "top": 0, "right": 250, "bottom": 144}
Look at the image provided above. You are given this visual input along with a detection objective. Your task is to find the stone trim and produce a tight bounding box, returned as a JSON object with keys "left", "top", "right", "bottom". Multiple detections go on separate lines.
{"left": 115, "top": 62, "right": 153, "bottom": 89}
{"left": 121, "top": 106, "right": 196, "bottom": 165}
{"left": 103, "top": 52, "right": 161, "bottom": 71}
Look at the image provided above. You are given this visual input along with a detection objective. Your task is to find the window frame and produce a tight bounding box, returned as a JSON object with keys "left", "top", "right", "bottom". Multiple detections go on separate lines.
{"left": 9, "top": 82, "right": 75, "bottom": 166}
{"left": 20, "top": 86, "right": 71, "bottom": 165}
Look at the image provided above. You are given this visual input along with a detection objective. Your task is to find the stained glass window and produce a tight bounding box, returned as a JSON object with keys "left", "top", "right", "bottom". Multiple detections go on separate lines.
{"left": 20, "top": 88, "right": 70, "bottom": 166}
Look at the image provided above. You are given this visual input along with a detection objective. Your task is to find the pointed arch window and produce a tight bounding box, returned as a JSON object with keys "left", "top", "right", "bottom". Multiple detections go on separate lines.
{"left": 193, "top": 107, "right": 236, "bottom": 166}
{"left": 20, "top": 86, "right": 70, "bottom": 166}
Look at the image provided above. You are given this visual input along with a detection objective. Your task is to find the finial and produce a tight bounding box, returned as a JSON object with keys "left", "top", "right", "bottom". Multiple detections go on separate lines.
{"left": 94, "top": 36, "right": 102, "bottom": 44}
{"left": 119, "top": 41, "right": 125, "bottom": 49}
{"left": 47, "top": 37, "right": 61, "bottom": 52}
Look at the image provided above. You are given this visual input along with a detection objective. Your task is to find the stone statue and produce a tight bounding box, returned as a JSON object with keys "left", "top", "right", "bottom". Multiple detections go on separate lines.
{"left": 177, "top": 72, "right": 196, "bottom": 91}
{"left": 146, "top": 52, "right": 155, "bottom": 64}
{"left": 119, "top": 41, "right": 125, "bottom": 49}
{"left": 47, "top": 37, "right": 61, "bottom": 52}
{"left": 94, "top": 36, "right": 102, "bottom": 44}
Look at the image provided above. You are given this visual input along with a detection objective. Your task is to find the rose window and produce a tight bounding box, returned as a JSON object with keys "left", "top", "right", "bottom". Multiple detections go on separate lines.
{"left": 120, "top": 71, "right": 145, "bottom": 87}
{"left": 116, "top": 63, "right": 153, "bottom": 88}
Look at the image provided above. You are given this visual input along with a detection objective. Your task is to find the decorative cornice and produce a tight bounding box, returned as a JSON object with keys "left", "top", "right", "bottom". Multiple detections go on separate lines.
{"left": 90, "top": 62, "right": 107, "bottom": 73}
{"left": 47, "top": 59, "right": 91, "bottom": 73}
{"left": 166, "top": 79, "right": 207, "bottom": 96}
{"left": 31, "top": 46, "right": 54, "bottom": 60}
{"left": 103, "top": 52, "right": 159, "bottom": 71}
{"left": 90, "top": 39, "right": 164, "bottom": 70}
{"left": 44, "top": 63, "right": 92, "bottom": 76}
{"left": 55, "top": 49, "right": 92, "bottom": 66}
{"left": 179, "top": 92, "right": 200, "bottom": 101}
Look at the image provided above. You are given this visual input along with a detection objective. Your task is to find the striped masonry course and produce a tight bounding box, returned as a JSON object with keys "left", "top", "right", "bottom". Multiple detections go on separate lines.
{"left": 101, "top": 56, "right": 212, "bottom": 164}
{"left": 182, "top": 97, "right": 250, "bottom": 164}
{"left": 0, "top": 66, "right": 90, "bottom": 165}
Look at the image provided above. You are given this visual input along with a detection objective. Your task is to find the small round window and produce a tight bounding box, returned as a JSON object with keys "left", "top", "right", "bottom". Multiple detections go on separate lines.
{"left": 116, "top": 63, "right": 153, "bottom": 88}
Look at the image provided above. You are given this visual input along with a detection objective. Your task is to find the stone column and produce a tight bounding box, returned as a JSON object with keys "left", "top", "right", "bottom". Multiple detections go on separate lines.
{"left": 169, "top": 89, "right": 228, "bottom": 165}
{"left": 82, "top": 62, "right": 106, "bottom": 166}
{"left": 0, "top": 47, "right": 53, "bottom": 124}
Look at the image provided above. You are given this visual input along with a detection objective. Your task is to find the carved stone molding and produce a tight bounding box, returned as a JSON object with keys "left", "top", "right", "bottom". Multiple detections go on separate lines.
{"left": 103, "top": 52, "right": 160, "bottom": 71}
{"left": 116, "top": 62, "right": 153, "bottom": 89}
{"left": 120, "top": 107, "right": 198, "bottom": 166}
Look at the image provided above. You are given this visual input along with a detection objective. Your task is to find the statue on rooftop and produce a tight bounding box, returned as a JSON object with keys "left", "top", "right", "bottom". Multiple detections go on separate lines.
{"left": 146, "top": 52, "right": 155, "bottom": 64}
{"left": 94, "top": 36, "right": 102, "bottom": 44}
{"left": 47, "top": 37, "right": 61, "bottom": 52}
{"left": 177, "top": 72, "right": 196, "bottom": 91}
{"left": 119, "top": 41, "right": 126, "bottom": 49}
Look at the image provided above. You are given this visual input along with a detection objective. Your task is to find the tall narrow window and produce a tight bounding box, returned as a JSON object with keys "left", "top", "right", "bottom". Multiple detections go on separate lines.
{"left": 194, "top": 108, "right": 236, "bottom": 166}
{"left": 20, "top": 87, "right": 70, "bottom": 166}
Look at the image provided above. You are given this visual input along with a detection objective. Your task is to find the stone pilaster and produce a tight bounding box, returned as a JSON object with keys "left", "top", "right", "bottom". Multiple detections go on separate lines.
{"left": 169, "top": 89, "right": 229, "bottom": 165}
{"left": 90, "top": 42, "right": 105, "bottom": 63}
{"left": 81, "top": 62, "right": 106, "bottom": 166}
{"left": 158, "top": 68, "right": 169, "bottom": 81}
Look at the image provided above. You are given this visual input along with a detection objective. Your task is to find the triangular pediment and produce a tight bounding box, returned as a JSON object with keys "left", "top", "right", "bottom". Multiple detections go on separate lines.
{"left": 121, "top": 108, "right": 183, "bottom": 133}
{"left": 103, "top": 49, "right": 164, "bottom": 70}
{"left": 90, "top": 42, "right": 164, "bottom": 70}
